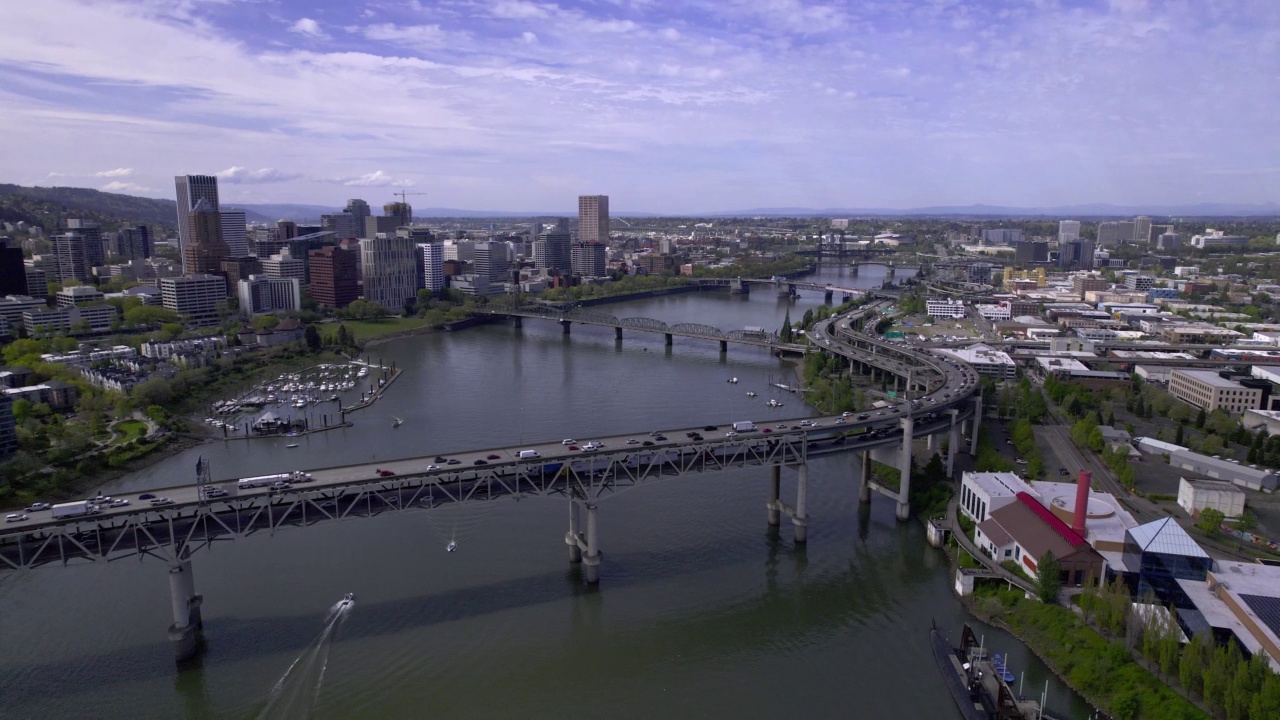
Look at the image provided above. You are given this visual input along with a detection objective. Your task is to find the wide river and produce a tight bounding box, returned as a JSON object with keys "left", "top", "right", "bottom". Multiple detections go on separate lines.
{"left": 0, "top": 265, "right": 1092, "bottom": 719}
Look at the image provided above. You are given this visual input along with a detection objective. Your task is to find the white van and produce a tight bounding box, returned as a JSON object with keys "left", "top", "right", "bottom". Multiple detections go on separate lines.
{"left": 518, "top": 450, "right": 540, "bottom": 459}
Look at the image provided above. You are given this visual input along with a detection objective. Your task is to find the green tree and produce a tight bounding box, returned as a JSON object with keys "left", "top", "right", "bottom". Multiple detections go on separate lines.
{"left": 1195, "top": 407, "right": 1206, "bottom": 429}
{"left": 1036, "top": 550, "right": 1062, "bottom": 604}
{"left": 780, "top": 309, "right": 793, "bottom": 342}
{"left": 304, "top": 324, "right": 321, "bottom": 351}
{"left": 1176, "top": 422, "right": 1185, "bottom": 445}
{"left": 1196, "top": 507, "right": 1225, "bottom": 533}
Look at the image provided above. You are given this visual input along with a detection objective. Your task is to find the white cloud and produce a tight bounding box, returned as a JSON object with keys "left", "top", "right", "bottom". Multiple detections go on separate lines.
{"left": 216, "top": 166, "right": 300, "bottom": 184}
{"left": 363, "top": 23, "right": 448, "bottom": 46}
{"left": 288, "top": 18, "right": 329, "bottom": 40}
{"left": 522, "top": 31, "right": 538, "bottom": 43}
{"left": 94, "top": 167, "right": 133, "bottom": 177}
{"left": 335, "top": 170, "right": 412, "bottom": 187}
{"left": 101, "top": 181, "right": 152, "bottom": 193}
{"left": 490, "top": 1, "right": 552, "bottom": 20}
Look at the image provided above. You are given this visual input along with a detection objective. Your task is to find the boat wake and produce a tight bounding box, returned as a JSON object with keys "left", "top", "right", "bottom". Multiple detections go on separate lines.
{"left": 256, "top": 595, "right": 354, "bottom": 720}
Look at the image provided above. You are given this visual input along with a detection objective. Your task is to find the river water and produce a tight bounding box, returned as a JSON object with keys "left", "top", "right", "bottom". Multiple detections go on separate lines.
{"left": 0, "top": 265, "right": 1092, "bottom": 719}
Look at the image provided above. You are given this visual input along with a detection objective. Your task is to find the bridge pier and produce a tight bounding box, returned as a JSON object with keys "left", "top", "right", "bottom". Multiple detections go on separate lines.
{"left": 566, "top": 500, "right": 582, "bottom": 564}
{"left": 615, "top": 326, "right": 623, "bottom": 341}
{"left": 583, "top": 503, "right": 601, "bottom": 585}
{"left": 896, "top": 414, "right": 913, "bottom": 522}
{"left": 664, "top": 333, "right": 673, "bottom": 347}
{"left": 729, "top": 278, "right": 750, "bottom": 295}
{"left": 947, "top": 409, "right": 960, "bottom": 478}
{"left": 968, "top": 395, "right": 982, "bottom": 456}
{"left": 793, "top": 463, "right": 809, "bottom": 544}
{"left": 850, "top": 264, "right": 859, "bottom": 276}
{"left": 859, "top": 450, "right": 871, "bottom": 504}
{"left": 767, "top": 464, "right": 781, "bottom": 527}
{"left": 719, "top": 340, "right": 728, "bottom": 353}
{"left": 927, "top": 433, "right": 935, "bottom": 452}
{"left": 824, "top": 289, "right": 833, "bottom": 303}
{"left": 512, "top": 316, "right": 522, "bottom": 329}
{"left": 167, "top": 559, "right": 204, "bottom": 663}
{"left": 560, "top": 319, "right": 571, "bottom": 335}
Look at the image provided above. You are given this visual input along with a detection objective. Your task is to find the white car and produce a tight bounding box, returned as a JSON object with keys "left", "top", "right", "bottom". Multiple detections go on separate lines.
{"left": 150, "top": 497, "right": 174, "bottom": 506}
{"left": 109, "top": 498, "right": 132, "bottom": 507}
{"left": 582, "top": 442, "right": 602, "bottom": 451}
{"left": 626, "top": 439, "right": 639, "bottom": 445}
{"left": 561, "top": 439, "right": 576, "bottom": 445}
{"left": 6, "top": 513, "right": 28, "bottom": 523}
{"left": 426, "top": 464, "right": 439, "bottom": 471}
{"left": 725, "top": 431, "right": 738, "bottom": 437}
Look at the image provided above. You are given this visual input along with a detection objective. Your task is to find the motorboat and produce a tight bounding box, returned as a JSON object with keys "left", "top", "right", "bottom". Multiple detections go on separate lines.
{"left": 727, "top": 377, "right": 738, "bottom": 384}
{"left": 392, "top": 417, "right": 403, "bottom": 428}
{"left": 446, "top": 540, "right": 457, "bottom": 552}
{"left": 286, "top": 443, "right": 299, "bottom": 449}
{"left": 768, "top": 399, "right": 783, "bottom": 407}
{"left": 343, "top": 592, "right": 355, "bottom": 603}
{"left": 747, "top": 392, "right": 757, "bottom": 397}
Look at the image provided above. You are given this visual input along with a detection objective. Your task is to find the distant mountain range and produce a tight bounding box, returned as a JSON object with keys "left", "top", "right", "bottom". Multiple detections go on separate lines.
{"left": 3, "top": 183, "right": 1277, "bottom": 228}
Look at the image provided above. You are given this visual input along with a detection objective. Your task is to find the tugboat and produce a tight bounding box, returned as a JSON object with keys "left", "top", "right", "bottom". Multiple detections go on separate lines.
{"left": 931, "top": 622, "right": 1068, "bottom": 720}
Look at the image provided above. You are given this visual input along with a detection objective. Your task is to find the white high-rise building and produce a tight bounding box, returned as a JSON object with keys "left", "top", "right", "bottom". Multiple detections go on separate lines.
{"left": 361, "top": 234, "right": 417, "bottom": 311}
{"left": 420, "top": 242, "right": 444, "bottom": 293}
{"left": 219, "top": 210, "right": 248, "bottom": 257}
{"left": 578, "top": 195, "right": 610, "bottom": 245}
{"left": 1058, "top": 220, "right": 1081, "bottom": 241}
{"left": 1133, "top": 216, "right": 1152, "bottom": 244}
{"left": 174, "top": 175, "right": 219, "bottom": 272}
{"left": 261, "top": 250, "right": 307, "bottom": 286}
{"left": 443, "top": 240, "right": 475, "bottom": 262}
{"left": 237, "top": 275, "right": 301, "bottom": 315}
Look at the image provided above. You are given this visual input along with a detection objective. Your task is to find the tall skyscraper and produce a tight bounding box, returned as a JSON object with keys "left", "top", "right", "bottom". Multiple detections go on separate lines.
{"left": 52, "top": 232, "right": 91, "bottom": 283}
{"left": 113, "top": 225, "right": 151, "bottom": 262}
{"left": 361, "top": 234, "right": 417, "bottom": 311}
{"left": 1058, "top": 220, "right": 1081, "bottom": 241}
{"left": 183, "top": 198, "right": 230, "bottom": 275}
{"left": 175, "top": 175, "right": 219, "bottom": 271}
{"left": 276, "top": 220, "right": 298, "bottom": 242}
{"left": 473, "top": 241, "right": 509, "bottom": 285}
{"left": 1059, "top": 238, "right": 1096, "bottom": 270}
{"left": 346, "top": 199, "right": 371, "bottom": 228}
{"left": 220, "top": 210, "right": 249, "bottom": 257}
{"left": 0, "top": 238, "right": 28, "bottom": 296}
{"left": 981, "top": 228, "right": 1022, "bottom": 245}
{"left": 64, "top": 219, "right": 104, "bottom": 270}
{"left": 309, "top": 246, "right": 360, "bottom": 308}
{"left": 571, "top": 242, "right": 606, "bottom": 277}
{"left": 534, "top": 220, "right": 572, "bottom": 274}
{"left": 578, "top": 195, "right": 609, "bottom": 245}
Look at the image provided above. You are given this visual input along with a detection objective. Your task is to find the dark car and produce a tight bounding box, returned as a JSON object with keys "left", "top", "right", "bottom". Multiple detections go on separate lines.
{"left": 703, "top": 425, "right": 718, "bottom": 431}
{"left": 642, "top": 440, "right": 654, "bottom": 446}
{"left": 473, "top": 459, "right": 487, "bottom": 465}
{"left": 378, "top": 469, "right": 396, "bottom": 477}
{"left": 139, "top": 493, "right": 156, "bottom": 500}
{"left": 486, "top": 454, "right": 500, "bottom": 460}
{"left": 654, "top": 435, "right": 667, "bottom": 441}
{"left": 686, "top": 431, "right": 699, "bottom": 438}
{"left": 435, "top": 456, "right": 448, "bottom": 463}
{"left": 690, "top": 434, "right": 703, "bottom": 441}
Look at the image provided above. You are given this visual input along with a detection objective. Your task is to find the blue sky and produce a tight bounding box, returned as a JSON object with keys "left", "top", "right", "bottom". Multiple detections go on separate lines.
{"left": 0, "top": 0, "right": 1276, "bottom": 213}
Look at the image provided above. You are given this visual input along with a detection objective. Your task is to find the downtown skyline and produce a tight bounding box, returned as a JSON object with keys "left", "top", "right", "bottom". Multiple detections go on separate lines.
{"left": 0, "top": 0, "right": 1278, "bottom": 214}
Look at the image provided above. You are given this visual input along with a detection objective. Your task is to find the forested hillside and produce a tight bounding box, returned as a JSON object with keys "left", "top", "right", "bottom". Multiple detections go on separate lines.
{"left": 0, "top": 183, "right": 177, "bottom": 232}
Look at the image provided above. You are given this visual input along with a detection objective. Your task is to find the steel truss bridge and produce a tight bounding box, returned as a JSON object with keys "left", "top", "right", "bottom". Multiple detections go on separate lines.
{"left": 480, "top": 305, "right": 810, "bottom": 353}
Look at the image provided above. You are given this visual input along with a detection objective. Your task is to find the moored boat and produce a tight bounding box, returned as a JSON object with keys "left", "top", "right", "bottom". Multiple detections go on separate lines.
{"left": 930, "top": 622, "right": 1068, "bottom": 720}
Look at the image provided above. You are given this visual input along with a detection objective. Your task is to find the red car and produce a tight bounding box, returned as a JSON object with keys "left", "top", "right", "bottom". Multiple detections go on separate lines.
{"left": 486, "top": 454, "right": 500, "bottom": 460}
{"left": 377, "top": 469, "right": 396, "bottom": 477}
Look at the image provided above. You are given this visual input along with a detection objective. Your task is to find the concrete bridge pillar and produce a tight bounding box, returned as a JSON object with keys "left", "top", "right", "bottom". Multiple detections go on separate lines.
{"left": 512, "top": 316, "right": 522, "bottom": 329}
{"left": 719, "top": 340, "right": 728, "bottom": 353}
{"left": 927, "top": 433, "right": 935, "bottom": 452}
{"left": 615, "top": 326, "right": 623, "bottom": 341}
{"left": 583, "top": 503, "right": 601, "bottom": 584}
{"left": 566, "top": 500, "right": 582, "bottom": 564}
{"left": 859, "top": 450, "right": 871, "bottom": 504}
{"left": 947, "top": 409, "right": 960, "bottom": 478}
{"left": 560, "top": 319, "right": 571, "bottom": 335}
{"left": 664, "top": 333, "right": 673, "bottom": 347}
{"left": 767, "top": 464, "right": 781, "bottom": 527}
{"left": 729, "top": 278, "right": 750, "bottom": 295}
{"left": 896, "top": 414, "right": 914, "bottom": 522}
{"left": 167, "top": 559, "right": 204, "bottom": 663}
{"left": 824, "top": 289, "right": 833, "bottom": 303}
{"left": 968, "top": 395, "right": 982, "bottom": 456}
{"left": 793, "top": 463, "right": 809, "bottom": 544}
{"left": 850, "top": 264, "right": 859, "bottom": 276}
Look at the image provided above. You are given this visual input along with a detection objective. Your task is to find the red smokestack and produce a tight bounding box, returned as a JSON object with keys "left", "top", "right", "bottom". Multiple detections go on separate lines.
{"left": 1072, "top": 470, "right": 1092, "bottom": 537}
